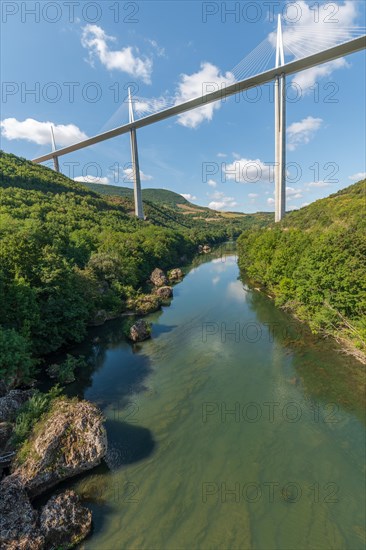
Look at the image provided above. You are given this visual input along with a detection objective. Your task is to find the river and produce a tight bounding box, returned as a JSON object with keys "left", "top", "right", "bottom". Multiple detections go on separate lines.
{"left": 63, "top": 245, "right": 365, "bottom": 550}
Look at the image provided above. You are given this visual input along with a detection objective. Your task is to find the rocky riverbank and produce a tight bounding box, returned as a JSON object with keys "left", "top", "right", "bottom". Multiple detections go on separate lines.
{"left": 0, "top": 392, "right": 107, "bottom": 549}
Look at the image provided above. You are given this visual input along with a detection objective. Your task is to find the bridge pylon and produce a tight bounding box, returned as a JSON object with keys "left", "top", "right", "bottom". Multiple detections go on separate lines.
{"left": 274, "top": 14, "right": 286, "bottom": 222}
{"left": 50, "top": 125, "right": 60, "bottom": 173}
{"left": 128, "top": 88, "right": 144, "bottom": 220}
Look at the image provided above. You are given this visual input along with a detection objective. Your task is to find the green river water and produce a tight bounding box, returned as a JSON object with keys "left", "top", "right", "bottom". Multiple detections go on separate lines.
{"left": 63, "top": 246, "right": 364, "bottom": 550}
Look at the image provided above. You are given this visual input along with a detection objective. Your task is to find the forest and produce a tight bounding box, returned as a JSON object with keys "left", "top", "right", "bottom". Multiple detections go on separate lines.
{"left": 237, "top": 179, "right": 366, "bottom": 355}
{"left": 0, "top": 151, "right": 270, "bottom": 386}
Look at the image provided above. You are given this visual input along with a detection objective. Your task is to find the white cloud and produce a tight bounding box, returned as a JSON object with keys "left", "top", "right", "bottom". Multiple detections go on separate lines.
{"left": 147, "top": 39, "right": 166, "bottom": 57}
{"left": 286, "top": 186, "right": 303, "bottom": 201}
{"left": 208, "top": 191, "right": 238, "bottom": 211}
{"left": 306, "top": 180, "right": 331, "bottom": 188}
{"left": 349, "top": 172, "right": 366, "bottom": 181}
{"left": 223, "top": 158, "right": 273, "bottom": 183}
{"left": 292, "top": 59, "right": 349, "bottom": 93}
{"left": 123, "top": 168, "right": 153, "bottom": 181}
{"left": 248, "top": 193, "right": 258, "bottom": 198}
{"left": 301, "top": 202, "right": 310, "bottom": 208}
{"left": 74, "top": 175, "right": 109, "bottom": 184}
{"left": 0, "top": 118, "right": 87, "bottom": 146}
{"left": 175, "top": 62, "right": 235, "bottom": 128}
{"left": 181, "top": 193, "right": 197, "bottom": 201}
{"left": 267, "top": 197, "right": 275, "bottom": 205}
{"left": 81, "top": 24, "right": 153, "bottom": 83}
{"left": 217, "top": 152, "right": 227, "bottom": 158}
{"left": 267, "top": 0, "right": 357, "bottom": 92}
{"left": 287, "top": 116, "right": 323, "bottom": 151}
{"left": 207, "top": 179, "right": 217, "bottom": 187}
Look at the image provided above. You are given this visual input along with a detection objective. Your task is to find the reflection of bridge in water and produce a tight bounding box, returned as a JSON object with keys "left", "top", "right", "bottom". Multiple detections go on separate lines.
{"left": 32, "top": 17, "right": 366, "bottom": 222}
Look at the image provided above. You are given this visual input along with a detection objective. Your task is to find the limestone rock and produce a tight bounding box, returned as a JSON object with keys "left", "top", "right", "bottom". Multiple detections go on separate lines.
{"left": 128, "top": 294, "right": 161, "bottom": 315}
{"left": 155, "top": 286, "right": 173, "bottom": 300}
{"left": 168, "top": 268, "right": 183, "bottom": 281}
{"left": 150, "top": 268, "right": 168, "bottom": 287}
{"left": 0, "top": 475, "right": 44, "bottom": 549}
{"left": 12, "top": 399, "right": 107, "bottom": 497}
{"left": 40, "top": 490, "right": 92, "bottom": 548}
{"left": 0, "top": 390, "right": 33, "bottom": 423}
{"left": 129, "top": 319, "right": 152, "bottom": 342}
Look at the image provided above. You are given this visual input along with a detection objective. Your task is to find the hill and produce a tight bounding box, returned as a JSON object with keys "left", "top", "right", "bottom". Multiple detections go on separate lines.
{"left": 238, "top": 179, "right": 366, "bottom": 359}
{"left": 282, "top": 179, "right": 365, "bottom": 230}
{"left": 84, "top": 182, "right": 193, "bottom": 209}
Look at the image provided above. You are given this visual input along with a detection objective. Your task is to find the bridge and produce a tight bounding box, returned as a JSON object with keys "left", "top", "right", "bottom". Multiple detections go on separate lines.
{"left": 32, "top": 17, "right": 366, "bottom": 222}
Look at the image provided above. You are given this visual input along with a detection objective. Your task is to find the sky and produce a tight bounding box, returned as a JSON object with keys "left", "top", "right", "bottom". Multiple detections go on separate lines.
{"left": 1, "top": 0, "right": 365, "bottom": 213}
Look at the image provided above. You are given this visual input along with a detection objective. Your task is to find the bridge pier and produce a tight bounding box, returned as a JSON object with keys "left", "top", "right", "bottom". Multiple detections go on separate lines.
{"left": 50, "top": 126, "right": 60, "bottom": 172}
{"left": 274, "top": 15, "right": 286, "bottom": 222}
{"left": 128, "top": 88, "right": 144, "bottom": 220}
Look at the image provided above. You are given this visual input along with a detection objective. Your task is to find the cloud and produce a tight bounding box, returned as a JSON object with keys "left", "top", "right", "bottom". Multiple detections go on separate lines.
{"left": 301, "top": 202, "right": 310, "bottom": 208}
{"left": 267, "top": 0, "right": 357, "bottom": 92}
{"left": 223, "top": 157, "right": 273, "bottom": 183}
{"left": 292, "top": 58, "right": 349, "bottom": 93}
{"left": 207, "top": 179, "right": 217, "bottom": 187}
{"left": 306, "top": 180, "right": 331, "bottom": 188}
{"left": 208, "top": 191, "right": 238, "bottom": 211}
{"left": 74, "top": 175, "right": 109, "bottom": 184}
{"left": 286, "top": 186, "right": 303, "bottom": 201}
{"left": 287, "top": 116, "right": 323, "bottom": 151}
{"left": 181, "top": 193, "right": 197, "bottom": 201}
{"left": 0, "top": 118, "right": 88, "bottom": 146}
{"left": 349, "top": 172, "right": 366, "bottom": 181}
{"left": 248, "top": 193, "right": 258, "bottom": 198}
{"left": 81, "top": 24, "right": 153, "bottom": 83}
{"left": 267, "top": 197, "right": 275, "bottom": 205}
{"left": 147, "top": 39, "right": 166, "bottom": 57}
{"left": 123, "top": 168, "right": 153, "bottom": 181}
{"left": 175, "top": 62, "right": 235, "bottom": 128}
{"left": 217, "top": 152, "right": 227, "bottom": 158}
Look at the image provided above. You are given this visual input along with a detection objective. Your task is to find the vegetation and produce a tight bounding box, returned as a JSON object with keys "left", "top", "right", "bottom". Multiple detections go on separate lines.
{"left": 0, "top": 151, "right": 271, "bottom": 386}
{"left": 238, "top": 180, "right": 366, "bottom": 356}
{"left": 10, "top": 386, "right": 62, "bottom": 451}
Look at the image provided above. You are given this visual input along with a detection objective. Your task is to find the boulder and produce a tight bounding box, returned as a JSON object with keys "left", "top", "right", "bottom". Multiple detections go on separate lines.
{"left": 150, "top": 268, "right": 168, "bottom": 287}
{"left": 0, "top": 478, "right": 92, "bottom": 550}
{"left": 129, "top": 319, "right": 152, "bottom": 342}
{"left": 168, "top": 268, "right": 183, "bottom": 281}
{"left": 128, "top": 294, "right": 161, "bottom": 315}
{"left": 202, "top": 245, "right": 211, "bottom": 253}
{"left": 0, "top": 475, "right": 44, "bottom": 549}
{"left": 0, "top": 390, "right": 33, "bottom": 423}
{"left": 12, "top": 399, "right": 107, "bottom": 497}
{"left": 155, "top": 286, "right": 173, "bottom": 300}
{"left": 40, "top": 490, "right": 92, "bottom": 548}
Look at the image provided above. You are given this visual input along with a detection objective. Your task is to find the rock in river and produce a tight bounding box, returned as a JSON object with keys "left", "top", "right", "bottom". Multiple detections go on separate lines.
{"left": 129, "top": 319, "right": 152, "bottom": 342}
{"left": 0, "top": 476, "right": 44, "bottom": 549}
{"left": 12, "top": 399, "right": 107, "bottom": 497}
{"left": 0, "top": 477, "right": 92, "bottom": 549}
{"left": 150, "top": 268, "right": 168, "bottom": 287}
{"left": 168, "top": 268, "right": 183, "bottom": 281}
{"left": 39, "top": 490, "right": 92, "bottom": 548}
{"left": 155, "top": 286, "right": 173, "bottom": 300}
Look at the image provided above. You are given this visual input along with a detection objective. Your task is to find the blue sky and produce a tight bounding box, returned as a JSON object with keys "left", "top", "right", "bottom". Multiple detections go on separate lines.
{"left": 1, "top": 0, "right": 365, "bottom": 213}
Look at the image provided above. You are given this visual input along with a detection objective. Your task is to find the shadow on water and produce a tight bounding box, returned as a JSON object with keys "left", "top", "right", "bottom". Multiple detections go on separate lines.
{"left": 104, "top": 420, "right": 156, "bottom": 467}
{"left": 242, "top": 274, "right": 366, "bottom": 421}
